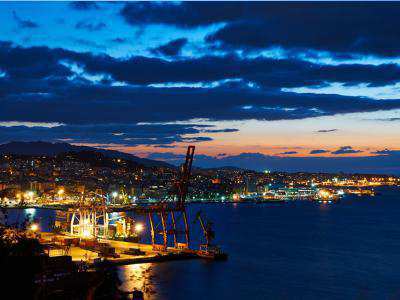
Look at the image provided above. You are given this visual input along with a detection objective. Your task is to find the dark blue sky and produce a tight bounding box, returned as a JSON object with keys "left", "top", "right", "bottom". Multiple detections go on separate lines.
{"left": 0, "top": 2, "right": 399, "bottom": 173}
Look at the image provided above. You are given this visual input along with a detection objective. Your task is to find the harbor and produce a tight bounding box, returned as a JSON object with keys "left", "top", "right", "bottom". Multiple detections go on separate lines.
{"left": 1, "top": 146, "right": 227, "bottom": 299}
{"left": 4, "top": 186, "right": 400, "bottom": 299}
{"left": 0, "top": 142, "right": 397, "bottom": 299}
{"left": 39, "top": 232, "right": 196, "bottom": 265}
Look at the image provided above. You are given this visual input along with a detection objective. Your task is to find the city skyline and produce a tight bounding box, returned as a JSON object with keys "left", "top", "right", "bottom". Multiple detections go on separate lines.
{"left": 1, "top": 2, "right": 400, "bottom": 173}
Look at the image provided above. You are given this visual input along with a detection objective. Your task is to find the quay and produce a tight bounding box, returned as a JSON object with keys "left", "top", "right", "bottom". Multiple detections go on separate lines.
{"left": 39, "top": 231, "right": 216, "bottom": 266}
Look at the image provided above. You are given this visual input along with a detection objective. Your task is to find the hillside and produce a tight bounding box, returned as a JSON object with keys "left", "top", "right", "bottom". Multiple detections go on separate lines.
{"left": 0, "top": 141, "right": 173, "bottom": 168}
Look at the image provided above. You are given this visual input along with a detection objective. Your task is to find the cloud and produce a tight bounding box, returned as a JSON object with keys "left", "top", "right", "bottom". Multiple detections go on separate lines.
{"left": 374, "top": 118, "right": 400, "bottom": 122}
{"left": 205, "top": 3, "right": 400, "bottom": 57}
{"left": 151, "top": 38, "right": 188, "bottom": 57}
{"left": 58, "top": 49, "right": 400, "bottom": 88}
{"left": 280, "top": 151, "right": 298, "bottom": 155}
{"left": 284, "top": 82, "right": 400, "bottom": 100}
{"left": 316, "top": 129, "right": 338, "bottom": 133}
{"left": 372, "top": 148, "right": 400, "bottom": 156}
{"left": 0, "top": 121, "right": 63, "bottom": 128}
{"left": 4, "top": 43, "right": 400, "bottom": 90}
{"left": 0, "top": 123, "right": 216, "bottom": 147}
{"left": 2, "top": 4, "right": 400, "bottom": 174}
{"left": 120, "top": 2, "right": 247, "bottom": 28}
{"left": 310, "top": 149, "right": 329, "bottom": 155}
{"left": 153, "top": 144, "right": 176, "bottom": 148}
{"left": 331, "top": 146, "right": 363, "bottom": 155}
{"left": 72, "top": 38, "right": 105, "bottom": 49}
{"left": 203, "top": 128, "right": 238, "bottom": 133}
{"left": 110, "top": 38, "right": 127, "bottom": 44}
{"left": 1, "top": 43, "right": 400, "bottom": 134}
{"left": 119, "top": 2, "right": 400, "bottom": 57}
{"left": 3, "top": 80, "right": 400, "bottom": 125}
{"left": 1, "top": 87, "right": 400, "bottom": 127}
{"left": 184, "top": 136, "right": 213, "bottom": 142}
{"left": 75, "top": 21, "right": 106, "bottom": 32}
{"left": 12, "top": 11, "right": 38, "bottom": 29}
{"left": 69, "top": 2, "right": 100, "bottom": 10}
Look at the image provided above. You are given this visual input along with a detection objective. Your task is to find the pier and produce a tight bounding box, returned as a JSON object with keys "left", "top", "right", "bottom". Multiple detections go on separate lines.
{"left": 39, "top": 232, "right": 204, "bottom": 267}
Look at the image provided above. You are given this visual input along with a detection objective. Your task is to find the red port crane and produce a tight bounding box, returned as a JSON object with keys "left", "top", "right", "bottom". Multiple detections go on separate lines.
{"left": 147, "top": 145, "right": 195, "bottom": 251}
{"left": 175, "top": 145, "right": 195, "bottom": 208}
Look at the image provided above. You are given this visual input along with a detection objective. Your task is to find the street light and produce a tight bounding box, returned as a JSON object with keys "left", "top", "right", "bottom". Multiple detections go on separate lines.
{"left": 111, "top": 191, "right": 118, "bottom": 205}
{"left": 25, "top": 191, "right": 34, "bottom": 202}
{"left": 30, "top": 223, "right": 39, "bottom": 232}
{"left": 134, "top": 223, "right": 144, "bottom": 233}
{"left": 82, "top": 229, "right": 91, "bottom": 238}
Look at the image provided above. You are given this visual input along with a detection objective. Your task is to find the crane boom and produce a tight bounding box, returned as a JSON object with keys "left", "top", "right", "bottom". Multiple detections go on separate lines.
{"left": 176, "top": 145, "right": 195, "bottom": 208}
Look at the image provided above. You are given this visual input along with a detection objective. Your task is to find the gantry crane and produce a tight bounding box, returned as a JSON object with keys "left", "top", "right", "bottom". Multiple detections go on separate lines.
{"left": 196, "top": 211, "right": 227, "bottom": 260}
{"left": 146, "top": 145, "right": 195, "bottom": 251}
{"left": 176, "top": 145, "right": 195, "bottom": 209}
{"left": 58, "top": 189, "right": 135, "bottom": 239}
{"left": 196, "top": 211, "right": 215, "bottom": 252}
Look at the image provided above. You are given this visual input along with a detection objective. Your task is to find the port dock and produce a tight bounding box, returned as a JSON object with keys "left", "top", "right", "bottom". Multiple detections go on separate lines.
{"left": 39, "top": 231, "right": 223, "bottom": 267}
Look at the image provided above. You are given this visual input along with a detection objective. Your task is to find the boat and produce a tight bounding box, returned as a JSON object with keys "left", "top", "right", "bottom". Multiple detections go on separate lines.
{"left": 198, "top": 245, "right": 228, "bottom": 260}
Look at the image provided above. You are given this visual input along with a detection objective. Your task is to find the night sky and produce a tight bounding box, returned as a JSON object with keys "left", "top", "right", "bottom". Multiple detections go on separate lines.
{"left": 1, "top": 2, "right": 399, "bottom": 173}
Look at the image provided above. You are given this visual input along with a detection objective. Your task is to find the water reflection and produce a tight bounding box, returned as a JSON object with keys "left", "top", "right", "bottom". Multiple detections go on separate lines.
{"left": 118, "top": 263, "right": 158, "bottom": 299}
{"left": 24, "top": 208, "right": 36, "bottom": 216}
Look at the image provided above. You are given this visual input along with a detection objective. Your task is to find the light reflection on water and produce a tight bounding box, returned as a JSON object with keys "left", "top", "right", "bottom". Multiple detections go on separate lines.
{"left": 118, "top": 263, "right": 158, "bottom": 299}
{"left": 24, "top": 208, "right": 36, "bottom": 216}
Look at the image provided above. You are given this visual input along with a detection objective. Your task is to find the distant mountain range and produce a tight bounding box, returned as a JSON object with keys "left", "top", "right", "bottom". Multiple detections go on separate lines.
{"left": 202, "top": 166, "right": 250, "bottom": 172}
{"left": 0, "top": 141, "right": 173, "bottom": 168}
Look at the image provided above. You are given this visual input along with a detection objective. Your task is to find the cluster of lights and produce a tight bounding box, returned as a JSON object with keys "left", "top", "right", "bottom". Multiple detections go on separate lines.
{"left": 318, "top": 189, "right": 332, "bottom": 199}
{"left": 29, "top": 223, "right": 39, "bottom": 232}
{"left": 134, "top": 223, "right": 144, "bottom": 233}
{"left": 24, "top": 191, "right": 34, "bottom": 199}
{"left": 82, "top": 229, "right": 92, "bottom": 238}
